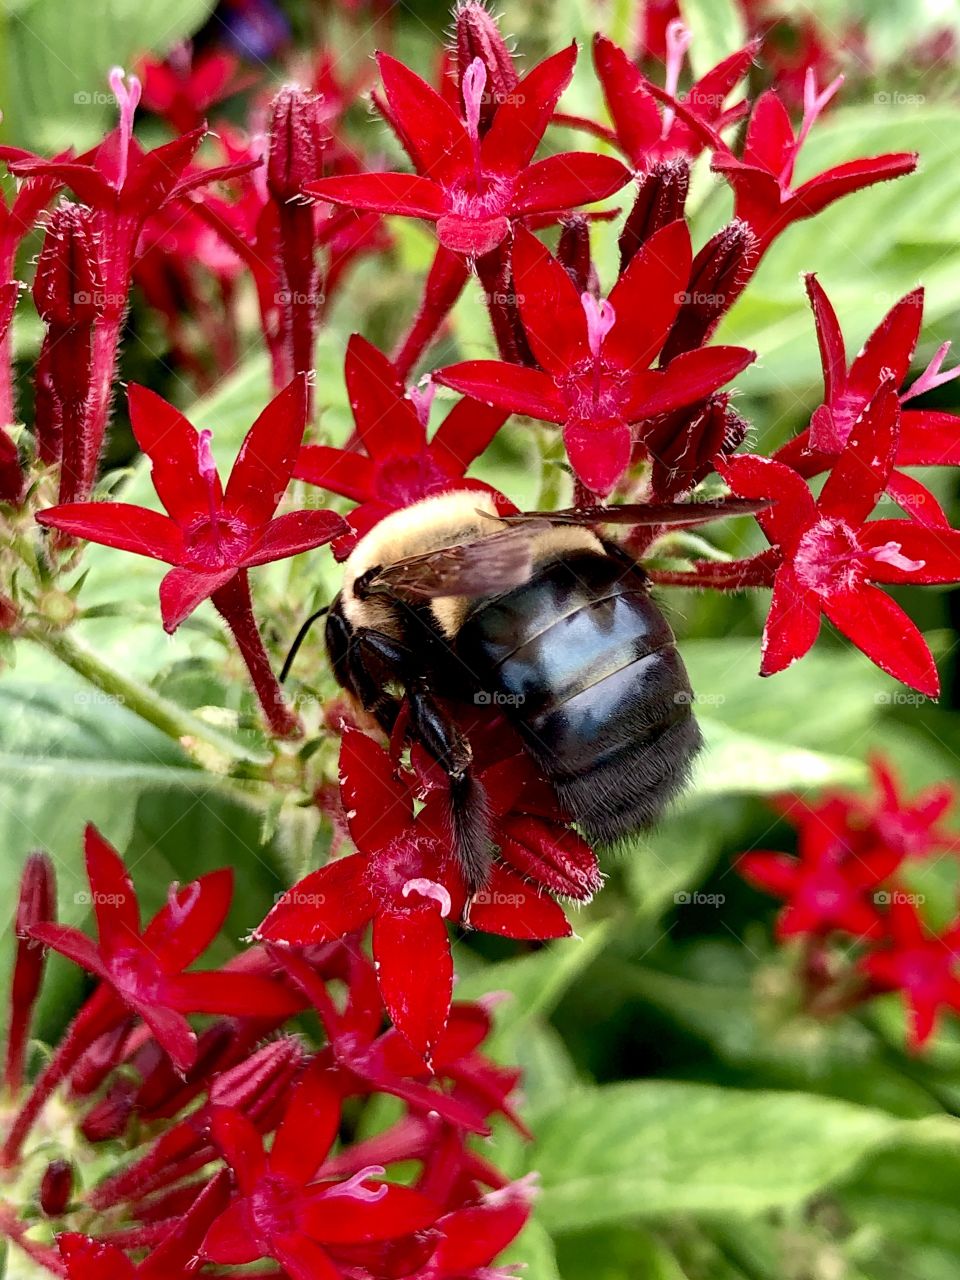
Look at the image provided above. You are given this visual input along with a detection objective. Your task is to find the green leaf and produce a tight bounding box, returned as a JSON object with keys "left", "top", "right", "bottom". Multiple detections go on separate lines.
{"left": 689, "top": 719, "right": 867, "bottom": 799}
{"left": 504, "top": 1219, "right": 563, "bottom": 1280}
{"left": 681, "top": 0, "right": 748, "bottom": 77}
{"left": 528, "top": 1081, "right": 897, "bottom": 1231}
{"left": 2, "top": 0, "right": 217, "bottom": 147}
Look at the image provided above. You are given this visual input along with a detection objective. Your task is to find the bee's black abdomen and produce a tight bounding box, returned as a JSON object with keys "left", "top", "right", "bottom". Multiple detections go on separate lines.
{"left": 456, "top": 552, "right": 702, "bottom": 843}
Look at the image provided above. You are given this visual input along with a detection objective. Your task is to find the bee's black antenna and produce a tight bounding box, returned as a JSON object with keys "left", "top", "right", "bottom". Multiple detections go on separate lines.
{"left": 280, "top": 605, "right": 329, "bottom": 684}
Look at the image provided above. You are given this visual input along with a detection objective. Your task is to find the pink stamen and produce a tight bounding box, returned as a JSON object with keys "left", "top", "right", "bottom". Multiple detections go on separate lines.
{"left": 197, "top": 428, "right": 223, "bottom": 551}
{"left": 786, "top": 69, "right": 844, "bottom": 180}
{"left": 462, "top": 56, "right": 487, "bottom": 184}
{"left": 408, "top": 378, "right": 437, "bottom": 427}
{"left": 582, "top": 292, "right": 616, "bottom": 359}
{"left": 903, "top": 341, "right": 960, "bottom": 402}
{"left": 402, "top": 877, "right": 452, "bottom": 918}
{"left": 661, "top": 20, "right": 692, "bottom": 138}
{"left": 327, "top": 1165, "right": 388, "bottom": 1203}
{"left": 109, "top": 66, "right": 142, "bottom": 190}
{"left": 871, "top": 541, "right": 925, "bottom": 573}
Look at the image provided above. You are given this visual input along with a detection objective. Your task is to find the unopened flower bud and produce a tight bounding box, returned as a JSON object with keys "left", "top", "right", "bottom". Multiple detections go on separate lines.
{"left": 661, "top": 219, "right": 757, "bottom": 363}
{"left": 81, "top": 1080, "right": 135, "bottom": 1142}
{"left": 498, "top": 817, "right": 602, "bottom": 901}
{"left": 557, "top": 216, "right": 594, "bottom": 294}
{"left": 619, "top": 158, "right": 690, "bottom": 270}
{"left": 33, "top": 203, "right": 101, "bottom": 329}
{"left": 39, "top": 1159, "right": 74, "bottom": 1216}
{"left": 267, "top": 85, "right": 327, "bottom": 203}
{"left": 5, "top": 853, "right": 56, "bottom": 1093}
{"left": 646, "top": 393, "right": 749, "bottom": 501}
{"left": 208, "top": 1037, "right": 305, "bottom": 1116}
{"left": 454, "top": 2, "right": 518, "bottom": 135}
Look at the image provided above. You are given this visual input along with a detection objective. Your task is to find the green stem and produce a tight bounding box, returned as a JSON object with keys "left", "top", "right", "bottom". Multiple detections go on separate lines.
{"left": 24, "top": 624, "right": 271, "bottom": 769}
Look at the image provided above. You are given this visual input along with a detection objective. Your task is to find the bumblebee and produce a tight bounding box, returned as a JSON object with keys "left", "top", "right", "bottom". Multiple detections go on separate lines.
{"left": 295, "top": 489, "right": 763, "bottom": 892}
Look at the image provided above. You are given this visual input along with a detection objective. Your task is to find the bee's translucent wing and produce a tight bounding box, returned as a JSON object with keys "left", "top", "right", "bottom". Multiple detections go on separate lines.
{"left": 505, "top": 497, "right": 772, "bottom": 528}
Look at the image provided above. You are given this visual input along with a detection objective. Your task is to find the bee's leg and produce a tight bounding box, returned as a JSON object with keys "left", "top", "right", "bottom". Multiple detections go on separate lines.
{"left": 406, "top": 678, "right": 493, "bottom": 898}
{"left": 338, "top": 624, "right": 408, "bottom": 734}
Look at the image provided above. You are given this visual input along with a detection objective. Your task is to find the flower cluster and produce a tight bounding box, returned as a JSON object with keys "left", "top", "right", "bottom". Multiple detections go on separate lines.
{"left": 738, "top": 757, "right": 960, "bottom": 1050}
{"left": 0, "top": 828, "right": 534, "bottom": 1276}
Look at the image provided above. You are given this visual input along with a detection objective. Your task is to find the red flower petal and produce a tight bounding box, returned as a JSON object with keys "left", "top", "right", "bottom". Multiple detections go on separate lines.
{"left": 719, "top": 453, "right": 816, "bottom": 549}
{"left": 512, "top": 152, "right": 630, "bottom": 216}
{"left": 376, "top": 52, "right": 471, "bottom": 182}
{"left": 822, "top": 584, "right": 939, "bottom": 697}
{"left": 270, "top": 1062, "right": 341, "bottom": 1184}
{"left": 483, "top": 43, "right": 578, "bottom": 174}
{"left": 605, "top": 219, "right": 692, "bottom": 370}
{"left": 850, "top": 288, "right": 923, "bottom": 395}
{"left": 302, "top": 1182, "right": 439, "bottom": 1244}
{"left": 84, "top": 824, "right": 140, "bottom": 954}
{"left": 59, "top": 1235, "right": 136, "bottom": 1280}
{"left": 470, "top": 866, "right": 573, "bottom": 939}
{"left": 737, "top": 851, "right": 800, "bottom": 897}
{"left": 242, "top": 509, "right": 346, "bottom": 566}
{"left": 858, "top": 519, "right": 960, "bottom": 585}
{"left": 307, "top": 172, "right": 445, "bottom": 220}
{"left": 898, "top": 409, "right": 960, "bottom": 466}
{"left": 629, "top": 345, "right": 755, "bottom": 419}
{"left": 36, "top": 502, "right": 184, "bottom": 563}
{"left": 224, "top": 376, "right": 308, "bottom": 527}
{"left": 127, "top": 383, "right": 212, "bottom": 523}
{"left": 593, "top": 34, "right": 662, "bottom": 166}
{"left": 761, "top": 562, "right": 821, "bottom": 676}
{"left": 162, "top": 971, "right": 303, "bottom": 1019}
{"left": 429, "top": 399, "right": 509, "bottom": 476}
{"left": 790, "top": 153, "right": 918, "bottom": 223}
{"left": 742, "top": 90, "right": 795, "bottom": 174}
{"left": 272, "top": 1236, "right": 342, "bottom": 1280}
{"left": 434, "top": 1187, "right": 532, "bottom": 1272}
{"left": 142, "top": 868, "right": 234, "bottom": 973}
{"left": 159, "top": 566, "right": 236, "bottom": 633}
{"left": 373, "top": 907, "right": 453, "bottom": 1062}
{"left": 29, "top": 923, "right": 108, "bottom": 978}
{"left": 201, "top": 1199, "right": 263, "bottom": 1266}
{"left": 883, "top": 470, "right": 950, "bottom": 529}
{"left": 136, "top": 1004, "right": 198, "bottom": 1074}
{"left": 345, "top": 334, "right": 423, "bottom": 459}
{"left": 294, "top": 444, "right": 375, "bottom": 498}
{"left": 804, "top": 275, "right": 847, "bottom": 403}
{"left": 209, "top": 1107, "right": 268, "bottom": 1194}
{"left": 436, "top": 361, "right": 565, "bottom": 422}
{"left": 818, "top": 383, "right": 899, "bottom": 523}
{"left": 340, "top": 730, "right": 414, "bottom": 853}
{"left": 563, "top": 418, "right": 632, "bottom": 496}
{"left": 257, "top": 857, "right": 376, "bottom": 944}
{"left": 511, "top": 225, "right": 589, "bottom": 374}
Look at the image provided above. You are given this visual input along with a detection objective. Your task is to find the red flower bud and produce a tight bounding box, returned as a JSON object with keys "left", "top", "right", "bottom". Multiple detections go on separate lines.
{"left": 660, "top": 218, "right": 757, "bottom": 363}
{"left": 646, "top": 393, "right": 749, "bottom": 501}
{"left": 5, "top": 852, "right": 56, "bottom": 1093}
{"left": 557, "top": 215, "right": 594, "bottom": 294}
{"left": 619, "top": 158, "right": 690, "bottom": 270}
{"left": 454, "top": 2, "right": 519, "bottom": 135}
{"left": 208, "top": 1036, "right": 305, "bottom": 1115}
{"left": 39, "top": 1159, "right": 74, "bottom": 1216}
{"left": 33, "top": 203, "right": 101, "bottom": 329}
{"left": 497, "top": 816, "right": 602, "bottom": 901}
{"left": 266, "top": 85, "right": 327, "bottom": 204}
{"left": 81, "top": 1080, "right": 135, "bottom": 1142}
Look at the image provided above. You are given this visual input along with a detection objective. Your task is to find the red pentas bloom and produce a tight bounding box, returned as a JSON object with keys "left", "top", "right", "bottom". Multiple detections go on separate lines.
{"left": 295, "top": 334, "right": 509, "bottom": 556}
{"left": 710, "top": 68, "right": 918, "bottom": 252}
{"left": 436, "top": 223, "right": 755, "bottom": 494}
{"left": 858, "top": 756, "right": 959, "bottom": 862}
{"left": 307, "top": 45, "right": 630, "bottom": 257}
{"left": 860, "top": 897, "right": 960, "bottom": 1052}
{"left": 36, "top": 376, "right": 346, "bottom": 736}
{"left": 258, "top": 730, "right": 589, "bottom": 1061}
{"left": 201, "top": 1066, "right": 438, "bottom": 1278}
{"left": 774, "top": 276, "right": 960, "bottom": 526}
{"left": 713, "top": 384, "right": 960, "bottom": 697}
{"left": 139, "top": 45, "right": 252, "bottom": 133}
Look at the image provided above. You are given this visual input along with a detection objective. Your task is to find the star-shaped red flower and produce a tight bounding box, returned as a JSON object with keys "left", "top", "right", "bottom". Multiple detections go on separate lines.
{"left": 201, "top": 1065, "right": 438, "bottom": 1279}
{"left": 31, "top": 825, "right": 300, "bottom": 1072}
{"left": 720, "top": 383, "right": 960, "bottom": 697}
{"left": 295, "top": 334, "right": 509, "bottom": 557}
{"left": 436, "top": 222, "right": 755, "bottom": 494}
{"left": 861, "top": 898, "right": 960, "bottom": 1051}
{"left": 307, "top": 46, "right": 630, "bottom": 257}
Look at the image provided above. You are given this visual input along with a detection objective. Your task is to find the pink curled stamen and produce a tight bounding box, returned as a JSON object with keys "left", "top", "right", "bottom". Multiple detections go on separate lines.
{"left": 903, "top": 341, "right": 960, "bottom": 402}
{"left": 871, "top": 541, "right": 925, "bottom": 573}
{"left": 402, "top": 877, "right": 452, "bottom": 918}
{"left": 786, "top": 69, "right": 844, "bottom": 180}
{"left": 581, "top": 293, "right": 616, "bottom": 359}
{"left": 661, "top": 20, "right": 692, "bottom": 138}
{"left": 408, "top": 379, "right": 437, "bottom": 427}
{"left": 109, "top": 67, "right": 142, "bottom": 191}
{"left": 327, "top": 1165, "right": 388, "bottom": 1203}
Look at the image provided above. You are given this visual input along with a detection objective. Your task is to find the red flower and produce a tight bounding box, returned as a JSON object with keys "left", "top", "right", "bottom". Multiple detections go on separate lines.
{"left": 257, "top": 730, "right": 577, "bottom": 1060}
{"left": 307, "top": 46, "right": 630, "bottom": 257}
{"left": 139, "top": 48, "right": 252, "bottom": 134}
{"left": 739, "top": 797, "right": 890, "bottom": 941}
{"left": 36, "top": 376, "right": 345, "bottom": 736}
{"left": 711, "top": 69, "right": 917, "bottom": 252}
{"left": 861, "top": 898, "right": 960, "bottom": 1051}
{"left": 30, "top": 825, "right": 300, "bottom": 1073}
{"left": 774, "top": 276, "right": 960, "bottom": 526}
{"left": 201, "top": 1066, "right": 438, "bottom": 1278}
{"left": 589, "top": 26, "right": 755, "bottom": 169}
{"left": 719, "top": 383, "right": 960, "bottom": 697}
{"left": 860, "top": 756, "right": 958, "bottom": 862}
{"left": 295, "top": 334, "right": 509, "bottom": 556}
{"left": 408, "top": 1180, "right": 534, "bottom": 1279}
{"left": 436, "top": 223, "right": 755, "bottom": 494}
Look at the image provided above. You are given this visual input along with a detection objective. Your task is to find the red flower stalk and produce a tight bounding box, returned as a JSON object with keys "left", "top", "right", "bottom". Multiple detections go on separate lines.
{"left": 1, "top": 825, "right": 299, "bottom": 1167}
{"left": 0, "top": 283, "right": 23, "bottom": 503}
{"left": 308, "top": 45, "right": 630, "bottom": 258}
{"left": 36, "top": 377, "right": 345, "bottom": 736}
{"left": 201, "top": 1065, "right": 438, "bottom": 1277}
{"left": 436, "top": 223, "right": 755, "bottom": 494}
{"left": 258, "top": 730, "right": 581, "bottom": 1061}
{"left": 391, "top": 243, "right": 470, "bottom": 379}
{"left": 4, "top": 852, "right": 55, "bottom": 1094}
{"left": 717, "top": 384, "right": 960, "bottom": 697}
{"left": 32, "top": 202, "right": 102, "bottom": 507}
{"left": 774, "top": 276, "right": 960, "bottom": 526}
{"left": 738, "top": 797, "right": 891, "bottom": 941}
{"left": 710, "top": 68, "right": 918, "bottom": 253}
{"left": 585, "top": 26, "right": 756, "bottom": 170}
{"left": 295, "top": 334, "right": 508, "bottom": 556}
{"left": 11, "top": 69, "right": 256, "bottom": 502}
{"left": 860, "top": 898, "right": 960, "bottom": 1052}
{"left": 266, "top": 85, "right": 328, "bottom": 402}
